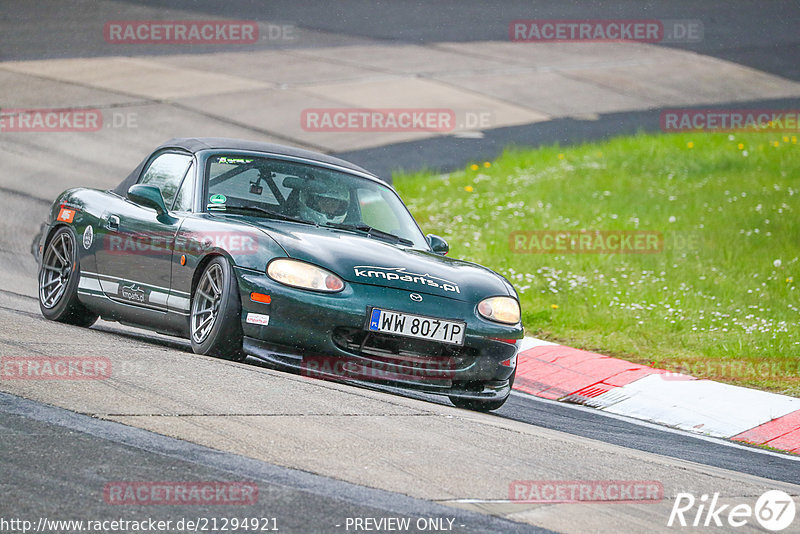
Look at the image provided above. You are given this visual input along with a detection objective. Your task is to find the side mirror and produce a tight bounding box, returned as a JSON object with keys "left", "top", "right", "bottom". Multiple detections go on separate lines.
{"left": 128, "top": 184, "right": 168, "bottom": 216}
{"left": 427, "top": 234, "right": 449, "bottom": 255}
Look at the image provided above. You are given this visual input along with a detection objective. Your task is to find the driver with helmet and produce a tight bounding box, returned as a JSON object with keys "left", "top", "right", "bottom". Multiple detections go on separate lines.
{"left": 297, "top": 182, "right": 350, "bottom": 225}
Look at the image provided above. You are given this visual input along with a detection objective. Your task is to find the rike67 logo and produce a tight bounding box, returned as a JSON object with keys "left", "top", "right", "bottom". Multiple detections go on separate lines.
{"left": 668, "top": 490, "right": 796, "bottom": 531}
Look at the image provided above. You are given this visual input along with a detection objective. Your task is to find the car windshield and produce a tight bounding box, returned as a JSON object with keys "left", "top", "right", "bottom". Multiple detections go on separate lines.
{"left": 205, "top": 154, "right": 429, "bottom": 249}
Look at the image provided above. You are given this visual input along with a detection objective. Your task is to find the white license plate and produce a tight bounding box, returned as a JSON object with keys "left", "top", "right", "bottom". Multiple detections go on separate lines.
{"left": 367, "top": 308, "right": 465, "bottom": 345}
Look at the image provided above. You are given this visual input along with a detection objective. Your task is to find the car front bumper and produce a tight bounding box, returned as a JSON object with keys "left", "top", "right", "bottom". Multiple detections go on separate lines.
{"left": 235, "top": 267, "right": 521, "bottom": 401}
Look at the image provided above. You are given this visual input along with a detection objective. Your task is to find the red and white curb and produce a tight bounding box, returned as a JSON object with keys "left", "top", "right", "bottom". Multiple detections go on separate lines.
{"left": 513, "top": 337, "right": 800, "bottom": 454}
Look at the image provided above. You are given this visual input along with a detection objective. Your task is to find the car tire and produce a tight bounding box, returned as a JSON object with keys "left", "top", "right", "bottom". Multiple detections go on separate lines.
{"left": 38, "top": 226, "right": 99, "bottom": 327}
{"left": 449, "top": 369, "right": 515, "bottom": 412}
{"left": 190, "top": 256, "right": 246, "bottom": 362}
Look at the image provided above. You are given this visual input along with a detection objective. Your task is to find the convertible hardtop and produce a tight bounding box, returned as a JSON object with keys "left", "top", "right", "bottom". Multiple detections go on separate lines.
{"left": 112, "top": 137, "right": 378, "bottom": 196}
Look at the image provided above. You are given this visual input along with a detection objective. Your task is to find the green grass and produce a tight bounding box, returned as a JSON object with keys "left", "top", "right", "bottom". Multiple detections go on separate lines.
{"left": 393, "top": 132, "right": 800, "bottom": 397}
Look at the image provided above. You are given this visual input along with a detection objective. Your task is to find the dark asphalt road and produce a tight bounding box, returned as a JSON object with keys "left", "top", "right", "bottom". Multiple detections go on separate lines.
{"left": 4, "top": 1, "right": 798, "bottom": 178}
{"left": 6, "top": 1, "right": 799, "bottom": 82}
{"left": 2, "top": 3, "right": 798, "bottom": 532}
{"left": 0, "top": 392, "right": 548, "bottom": 534}
{"left": 360, "top": 381, "right": 800, "bottom": 485}
{"left": 336, "top": 96, "right": 800, "bottom": 179}
{"left": 498, "top": 394, "right": 800, "bottom": 485}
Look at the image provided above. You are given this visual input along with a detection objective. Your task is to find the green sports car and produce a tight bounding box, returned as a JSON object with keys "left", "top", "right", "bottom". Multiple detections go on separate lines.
{"left": 37, "top": 138, "right": 522, "bottom": 411}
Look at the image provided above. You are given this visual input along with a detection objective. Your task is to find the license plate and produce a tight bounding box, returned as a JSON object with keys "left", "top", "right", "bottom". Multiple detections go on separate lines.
{"left": 367, "top": 308, "right": 465, "bottom": 346}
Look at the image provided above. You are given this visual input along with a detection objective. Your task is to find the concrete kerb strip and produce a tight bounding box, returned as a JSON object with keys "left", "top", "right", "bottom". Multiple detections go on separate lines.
{"left": 514, "top": 338, "right": 800, "bottom": 454}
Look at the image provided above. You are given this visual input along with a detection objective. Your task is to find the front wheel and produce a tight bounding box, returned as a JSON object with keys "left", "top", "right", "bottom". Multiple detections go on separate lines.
{"left": 449, "top": 369, "right": 515, "bottom": 412}
{"left": 38, "top": 226, "right": 98, "bottom": 327}
{"left": 190, "top": 257, "right": 246, "bottom": 362}
{"left": 449, "top": 395, "right": 509, "bottom": 412}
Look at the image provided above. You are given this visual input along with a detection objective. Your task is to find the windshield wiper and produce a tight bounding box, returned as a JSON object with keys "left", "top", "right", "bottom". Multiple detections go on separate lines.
{"left": 325, "top": 222, "right": 414, "bottom": 246}
{"left": 209, "top": 204, "right": 316, "bottom": 226}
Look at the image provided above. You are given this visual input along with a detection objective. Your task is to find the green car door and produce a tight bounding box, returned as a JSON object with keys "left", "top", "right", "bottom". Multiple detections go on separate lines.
{"left": 93, "top": 151, "right": 194, "bottom": 312}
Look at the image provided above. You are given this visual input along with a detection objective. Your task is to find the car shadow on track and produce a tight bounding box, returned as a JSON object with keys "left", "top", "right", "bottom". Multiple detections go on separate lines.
{"left": 92, "top": 320, "right": 467, "bottom": 411}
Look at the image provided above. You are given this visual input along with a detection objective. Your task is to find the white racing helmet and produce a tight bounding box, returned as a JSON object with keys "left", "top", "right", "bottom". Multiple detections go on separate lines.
{"left": 298, "top": 185, "right": 350, "bottom": 225}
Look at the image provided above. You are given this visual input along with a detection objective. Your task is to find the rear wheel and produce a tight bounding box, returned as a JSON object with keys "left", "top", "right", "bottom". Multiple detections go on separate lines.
{"left": 38, "top": 226, "right": 98, "bottom": 327}
{"left": 190, "top": 257, "right": 246, "bottom": 362}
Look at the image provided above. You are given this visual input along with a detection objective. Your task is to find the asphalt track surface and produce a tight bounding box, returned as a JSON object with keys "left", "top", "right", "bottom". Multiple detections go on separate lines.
{"left": 0, "top": 392, "right": 541, "bottom": 534}
{"left": 341, "top": 95, "right": 800, "bottom": 180}
{"left": 4, "top": 1, "right": 799, "bottom": 177}
{"left": 7, "top": 0, "right": 800, "bottom": 83}
{"left": 1, "top": 2, "right": 799, "bottom": 533}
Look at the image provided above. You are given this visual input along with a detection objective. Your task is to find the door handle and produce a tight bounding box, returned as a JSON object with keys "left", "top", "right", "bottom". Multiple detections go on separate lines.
{"left": 106, "top": 215, "right": 120, "bottom": 231}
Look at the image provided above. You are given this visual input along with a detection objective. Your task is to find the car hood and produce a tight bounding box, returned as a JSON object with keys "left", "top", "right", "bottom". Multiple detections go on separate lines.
{"left": 254, "top": 222, "right": 515, "bottom": 302}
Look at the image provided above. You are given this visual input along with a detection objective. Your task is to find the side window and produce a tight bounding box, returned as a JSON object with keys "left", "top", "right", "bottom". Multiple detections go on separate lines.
{"left": 139, "top": 152, "right": 192, "bottom": 208}
{"left": 172, "top": 162, "right": 195, "bottom": 212}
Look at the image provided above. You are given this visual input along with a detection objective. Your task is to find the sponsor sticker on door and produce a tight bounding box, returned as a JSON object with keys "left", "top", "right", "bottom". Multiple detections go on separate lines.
{"left": 246, "top": 313, "right": 270, "bottom": 326}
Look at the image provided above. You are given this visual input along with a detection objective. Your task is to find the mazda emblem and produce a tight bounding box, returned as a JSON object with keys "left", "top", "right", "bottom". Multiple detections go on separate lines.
{"left": 409, "top": 293, "right": 423, "bottom": 302}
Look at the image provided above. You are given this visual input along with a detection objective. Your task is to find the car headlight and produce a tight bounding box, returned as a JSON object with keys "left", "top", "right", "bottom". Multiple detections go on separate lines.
{"left": 267, "top": 259, "right": 344, "bottom": 292}
{"left": 477, "top": 296, "right": 521, "bottom": 324}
